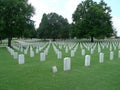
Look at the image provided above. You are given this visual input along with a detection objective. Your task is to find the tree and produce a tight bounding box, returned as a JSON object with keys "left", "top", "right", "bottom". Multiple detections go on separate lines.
{"left": 23, "top": 21, "right": 37, "bottom": 39}
{"left": 72, "top": 0, "right": 114, "bottom": 42}
{"left": 37, "top": 13, "right": 49, "bottom": 39}
{"left": 37, "top": 13, "right": 70, "bottom": 40}
{"left": 0, "top": 0, "right": 34, "bottom": 47}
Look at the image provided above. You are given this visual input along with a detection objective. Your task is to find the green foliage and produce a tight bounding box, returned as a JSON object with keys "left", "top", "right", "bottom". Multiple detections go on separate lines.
{"left": 72, "top": 0, "right": 114, "bottom": 41}
{"left": 23, "top": 21, "right": 37, "bottom": 38}
{"left": 0, "top": 0, "right": 35, "bottom": 46}
{"left": 37, "top": 13, "right": 70, "bottom": 40}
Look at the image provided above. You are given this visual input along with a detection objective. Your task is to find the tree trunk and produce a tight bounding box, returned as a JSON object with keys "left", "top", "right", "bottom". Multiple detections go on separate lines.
{"left": 90, "top": 36, "right": 94, "bottom": 42}
{"left": 8, "top": 38, "right": 12, "bottom": 47}
{"left": 53, "top": 38, "right": 55, "bottom": 41}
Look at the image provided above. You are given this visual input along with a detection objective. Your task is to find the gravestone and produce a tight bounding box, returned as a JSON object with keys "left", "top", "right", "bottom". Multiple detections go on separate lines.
{"left": 14, "top": 52, "right": 18, "bottom": 59}
{"left": 82, "top": 49, "right": 85, "bottom": 55}
{"left": 65, "top": 47, "right": 68, "bottom": 53}
{"left": 63, "top": 57, "right": 71, "bottom": 71}
{"left": 110, "top": 51, "right": 114, "bottom": 60}
{"left": 99, "top": 53, "right": 104, "bottom": 63}
{"left": 52, "top": 66, "right": 58, "bottom": 73}
{"left": 24, "top": 50, "right": 27, "bottom": 54}
{"left": 20, "top": 47, "right": 23, "bottom": 52}
{"left": 110, "top": 45, "right": 112, "bottom": 51}
{"left": 91, "top": 49, "right": 94, "bottom": 54}
{"left": 18, "top": 54, "right": 24, "bottom": 64}
{"left": 57, "top": 51, "right": 62, "bottom": 59}
{"left": 71, "top": 50, "right": 75, "bottom": 57}
{"left": 85, "top": 55, "right": 90, "bottom": 66}
{"left": 10, "top": 49, "right": 14, "bottom": 56}
{"left": 36, "top": 48, "right": 39, "bottom": 54}
{"left": 44, "top": 49, "right": 48, "bottom": 55}
{"left": 30, "top": 51, "right": 34, "bottom": 57}
{"left": 98, "top": 47, "right": 101, "bottom": 53}
{"left": 40, "top": 52, "right": 45, "bottom": 61}
{"left": 118, "top": 50, "right": 120, "bottom": 58}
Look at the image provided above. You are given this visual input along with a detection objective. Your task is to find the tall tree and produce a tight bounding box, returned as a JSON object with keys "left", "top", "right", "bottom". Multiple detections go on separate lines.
{"left": 23, "top": 21, "right": 37, "bottom": 39}
{"left": 0, "top": 0, "right": 34, "bottom": 47}
{"left": 37, "top": 13, "right": 49, "bottom": 39}
{"left": 37, "top": 13, "right": 70, "bottom": 40}
{"left": 72, "top": 0, "right": 114, "bottom": 42}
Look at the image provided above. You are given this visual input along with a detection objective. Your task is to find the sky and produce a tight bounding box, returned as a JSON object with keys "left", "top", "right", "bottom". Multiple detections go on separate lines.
{"left": 28, "top": 0, "right": 120, "bottom": 36}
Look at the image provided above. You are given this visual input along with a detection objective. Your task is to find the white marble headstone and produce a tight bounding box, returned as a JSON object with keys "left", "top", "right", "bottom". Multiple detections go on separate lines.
{"left": 65, "top": 47, "right": 68, "bottom": 53}
{"left": 52, "top": 66, "right": 58, "bottom": 73}
{"left": 36, "top": 48, "right": 39, "bottom": 54}
{"left": 40, "top": 53, "right": 45, "bottom": 61}
{"left": 110, "top": 51, "right": 114, "bottom": 60}
{"left": 71, "top": 50, "right": 75, "bottom": 57}
{"left": 24, "top": 50, "right": 27, "bottom": 54}
{"left": 85, "top": 55, "right": 90, "bottom": 66}
{"left": 91, "top": 49, "right": 94, "bottom": 54}
{"left": 18, "top": 54, "right": 24, "bottom": 64}
{"left": 99, "top": 53, "right": 104, "bottom": 63}
{"left": 20, "top": 47, "right": 23, "bottom": 52}
{"left": 30, "top": 51, "right": 34, "bottom": 57}
{"left": 14, "top": 52, "right": 18, "bottom": 59}
{"left": 118, "top": 50, "right": 120, "bottom": 58}
{"left": 82, "top": 49, "right": 85, "bottom": 56}
{"left": 57, "top": 51, "right": 62, "bottom": 59}
{"left": 10, "top": 49, "right": 14, "bottom": 56}
{"left": 63, "top": 57, "right": 71, "bottom": 71}
{"left": 98, "top": 47, "right": 101, "bottom": 53}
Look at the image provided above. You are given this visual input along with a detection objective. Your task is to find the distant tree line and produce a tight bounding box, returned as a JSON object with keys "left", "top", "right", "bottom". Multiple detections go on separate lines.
{"left": 37, "top": 0, "right": 115, "bottom": 42}
{"left": 37, "top": 13, "right": 70, "bottom": 40}
{"left": 0, "top": 0, "right": 116, "bottom": 47}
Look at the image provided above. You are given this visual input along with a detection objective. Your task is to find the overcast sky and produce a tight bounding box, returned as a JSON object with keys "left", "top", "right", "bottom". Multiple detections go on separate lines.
{"left": 28, "top": 0, "right": 120, "bottom": 36}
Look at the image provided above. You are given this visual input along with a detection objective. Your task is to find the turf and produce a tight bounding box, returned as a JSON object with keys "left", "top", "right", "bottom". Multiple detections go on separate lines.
{"left": 0, "top": 41, "right": 120, "bottom": 90}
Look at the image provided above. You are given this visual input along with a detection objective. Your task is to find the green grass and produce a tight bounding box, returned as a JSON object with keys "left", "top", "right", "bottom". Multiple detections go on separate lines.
{"left": 0, "top": 41, "right": 120, "bottom": 90}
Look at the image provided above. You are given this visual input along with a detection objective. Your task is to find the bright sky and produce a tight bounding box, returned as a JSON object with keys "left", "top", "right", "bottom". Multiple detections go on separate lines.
{"left": 28, "top": 0, "right": 120, "bottom": 36}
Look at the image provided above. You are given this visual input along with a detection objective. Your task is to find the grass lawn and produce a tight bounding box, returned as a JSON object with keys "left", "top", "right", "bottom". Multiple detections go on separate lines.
{"left": 0, "top": 41, "right": 120, "bottom": 90}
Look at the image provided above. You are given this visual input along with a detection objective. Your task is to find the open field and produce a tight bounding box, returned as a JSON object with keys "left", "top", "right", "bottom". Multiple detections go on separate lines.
{"left": 0, "top": 39, "right": 120, "bottom": 90}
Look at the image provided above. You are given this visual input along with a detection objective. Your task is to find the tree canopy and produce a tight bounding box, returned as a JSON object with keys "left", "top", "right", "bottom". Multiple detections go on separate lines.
{"left": 72, "top": 0, "right": 114, "bottom": 42}
{"left": 37, "top": 13, "right": 70, "bottom": 40}
{"left": 0, "top": 0, "right": 35, "bottom": 46}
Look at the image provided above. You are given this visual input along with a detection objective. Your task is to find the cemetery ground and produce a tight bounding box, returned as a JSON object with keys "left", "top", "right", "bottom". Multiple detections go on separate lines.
{"left": 0, "top": 39, "right": 120, "bottom": 90}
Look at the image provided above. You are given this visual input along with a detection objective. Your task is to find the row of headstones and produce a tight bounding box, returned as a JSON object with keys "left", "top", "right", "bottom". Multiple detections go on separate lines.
{"left": 29, "top": 43, "right": 50, "bottom": 60}
{"left": 53, "top": 42, "right": 103, "bottom": 58}
{"left": 71, "top": 44, "right": 79, "bottom": 57}
{"left": 54, "top": 42, "right": 98, "bottom": 56}
{"left": 54, "top": 42, "right": 95, "bottom": 57}
{"left": 20, "top": 41, "right": 120, "bottom": 59}
{"left": 8, "top": 45, "right": 119, "bottom": 65}
{"left": 6, "top": 47, "right": 18, "bottom": 59}
{"left": 53, "top": 42, "right": 110, "bottom": 56}
{"left": 52, "top": 43, "right": 79, "bottom": 59}
{"left": 52, "top": 52, "right": 104, "bottom": 73}
{"left": 40, "top": 44, "right": 51, "bottom": 61}
{"left": 13, "top": 45, "right": 21, "bottom": 51}
{"left": 29, "top": 42, "right": 49, "bottom": 56}
{"left": 18, "top": 47, "right": 50, "bottom": 64}
{"left": 80, "top": 41, "right": 120, "bottom": 52}
{"left": 80, "top": 42, "right": 120, "bottom": 55}
{"left": 53, "top": 42, "right": 77, "bottom": 51}
{"left": 12, "top": 42, "right": 49, "bottom": 58}
{"left": 52, "top": 43, "right": 62, "bottom": 59}
{"left": 16, "top": 50, "right": 120, "bottom": 74}
{"left": 53, "top": 50, "right": 120, "bottom": 73}
{"left": 6, "top": 44, "right": 50, "bottom": 64}
{"left": 53, "top": 42, "right": 87, "bottom": 57}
